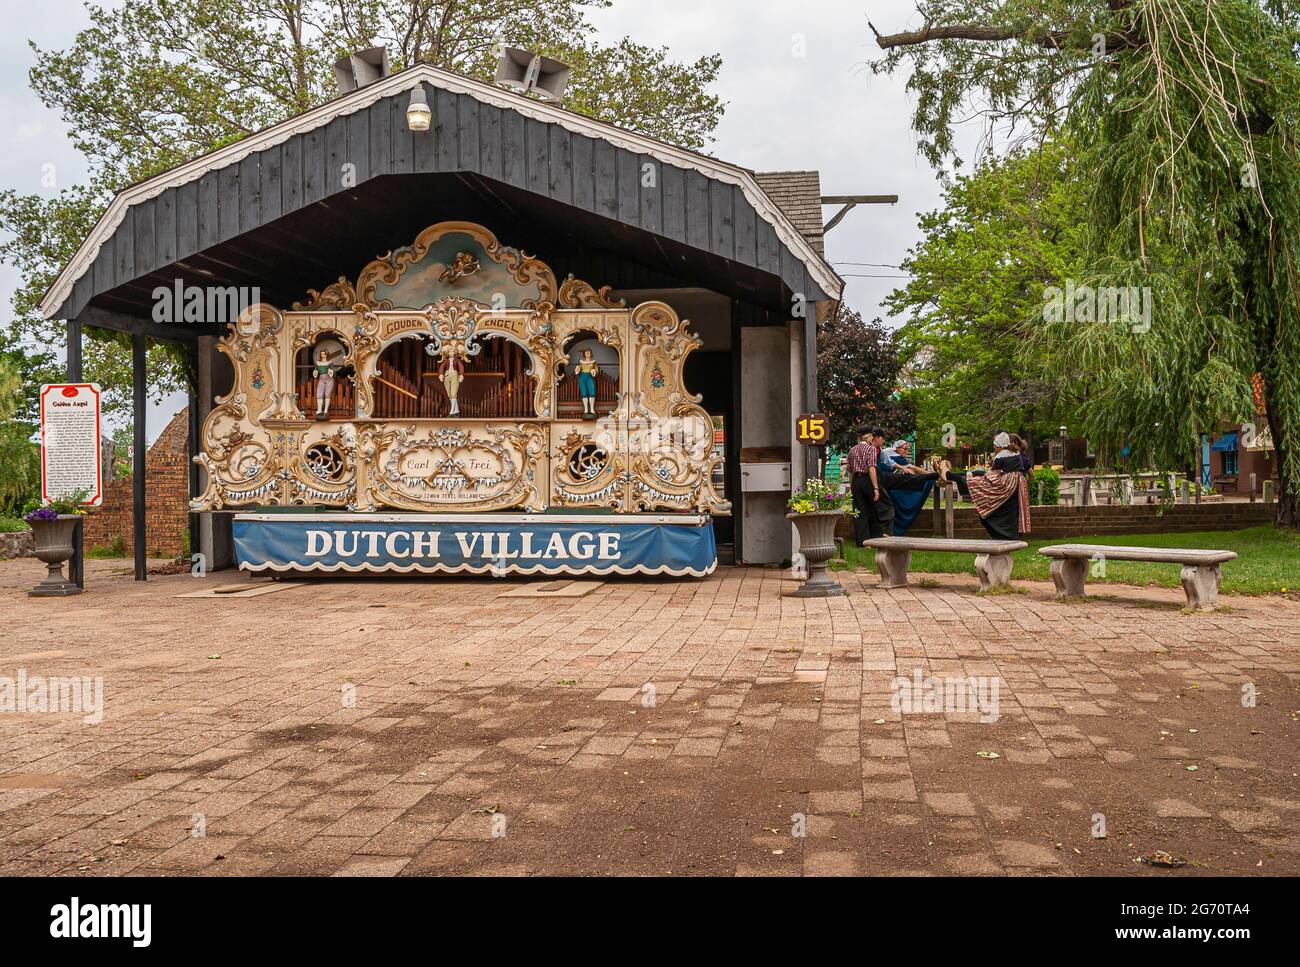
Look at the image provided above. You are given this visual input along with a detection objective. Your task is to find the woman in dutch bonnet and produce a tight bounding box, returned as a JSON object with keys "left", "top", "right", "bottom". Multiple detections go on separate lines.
{"left": 937, "top": 431, "right": 1032, "bottom": 540}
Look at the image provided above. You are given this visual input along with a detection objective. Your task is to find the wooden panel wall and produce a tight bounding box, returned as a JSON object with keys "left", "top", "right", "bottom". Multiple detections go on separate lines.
{"left": 62, "top": 90, "right": 825, "bottom": 321}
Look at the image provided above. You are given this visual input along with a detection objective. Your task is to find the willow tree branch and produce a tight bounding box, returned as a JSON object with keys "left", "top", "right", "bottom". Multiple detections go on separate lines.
{"left": 868, "top": 19, "right": 1139, "bottom": 53}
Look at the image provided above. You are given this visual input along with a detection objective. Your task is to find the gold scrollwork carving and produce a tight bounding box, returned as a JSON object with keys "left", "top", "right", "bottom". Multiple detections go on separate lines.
{"left": 354, "top": 222, "right": 558, "bottom": 309}
{"left": 194, "top": 263, "right": 730, "bottom": 516}
{"left": 293, "top": 276, "right": 357, "bottom": 311}
{"left": 358, "top": 422, "right": 547, "bottom": 513}
{"left": 294, "top": 221, "right": 621, "bottom": 316}
{"left": 557, "top": 274, "right": 626, "bottom": 309}
{"left": 551, "top": 430, "right": 627, "bottom": 509}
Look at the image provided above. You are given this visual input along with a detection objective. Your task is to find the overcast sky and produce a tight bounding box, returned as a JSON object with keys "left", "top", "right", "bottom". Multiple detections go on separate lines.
{"left": 1, "top": 0, "right": 978, "bottom": 439}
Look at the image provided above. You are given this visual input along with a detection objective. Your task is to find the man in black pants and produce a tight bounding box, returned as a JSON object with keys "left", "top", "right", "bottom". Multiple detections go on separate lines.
{"left": 847, "top": 426, "right": 887, "bottom": 544}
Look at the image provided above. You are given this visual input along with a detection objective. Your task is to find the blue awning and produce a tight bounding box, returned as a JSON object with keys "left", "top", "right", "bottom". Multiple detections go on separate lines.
{"left": 1211, "top": 432, "right": 1239, "bottom": 452}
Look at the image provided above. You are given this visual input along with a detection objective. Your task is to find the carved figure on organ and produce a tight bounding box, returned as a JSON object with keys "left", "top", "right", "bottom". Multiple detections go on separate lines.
{"left": 314, "top": 348, "right": 336, "bottom": 419}
{"left": 439, "top": 355, "right": 466, "bottom": 416}
{"left": 575, "top": 349, "right": 600, "bottom": 419}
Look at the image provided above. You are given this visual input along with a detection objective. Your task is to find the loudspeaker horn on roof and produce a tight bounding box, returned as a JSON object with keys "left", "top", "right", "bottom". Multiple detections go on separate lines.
{"left": 335, "top": 47, "right": 391, "bottom": 94}
{"left": 494, "top": 48, "right": 571, "bottom": 102}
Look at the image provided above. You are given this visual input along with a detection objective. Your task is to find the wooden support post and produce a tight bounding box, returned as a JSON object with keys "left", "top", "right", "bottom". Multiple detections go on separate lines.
{"left": 188, "top": 372, "right": 201, "bottom": 567}
{"left": 943, "top": 485, "right": 955, "bottom": 539}
{"left": 1250, "top": 473, "right": 1257, "bottom": 502}
{"left": 728, "top": 299, "right": 743, "bottom": 562}
{"left": 132, "top": 332, "right": 147, "bottom": 582}
{"left": 67, "top": 318, "right": 83, "bottom": 381}
{"left": 69, "top": 517, "right": 84, "bottom": 589}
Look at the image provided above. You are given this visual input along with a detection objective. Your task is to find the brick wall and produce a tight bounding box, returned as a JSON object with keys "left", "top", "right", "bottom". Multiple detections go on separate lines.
{"left": 83, "top": 408, "right": 190, "bottom": 558}
{"left": 838, "top": 501, "right": 1277, "bottom": 541}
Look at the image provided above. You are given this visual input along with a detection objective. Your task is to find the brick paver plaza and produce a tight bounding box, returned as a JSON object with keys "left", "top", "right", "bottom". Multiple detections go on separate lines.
{"left": 2, "top": 559, "right": 1297, "bottom": 876}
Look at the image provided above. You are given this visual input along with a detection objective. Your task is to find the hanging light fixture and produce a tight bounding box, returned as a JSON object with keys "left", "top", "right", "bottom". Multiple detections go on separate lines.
{"left": 406, "top": 82, "right": 431, "bottom": 132}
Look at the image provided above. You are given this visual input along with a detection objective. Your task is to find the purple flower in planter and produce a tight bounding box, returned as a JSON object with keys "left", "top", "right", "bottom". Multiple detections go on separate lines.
{"left": 24, "top": 507, "right": 60, "bottom": 525}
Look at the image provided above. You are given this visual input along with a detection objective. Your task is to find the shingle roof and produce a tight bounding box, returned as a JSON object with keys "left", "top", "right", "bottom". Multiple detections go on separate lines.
{"left": 753, "top": 171, "right": 824, "bottom": 257}
{"left": 41, "top": 66, "right": 843, "bottom": 318}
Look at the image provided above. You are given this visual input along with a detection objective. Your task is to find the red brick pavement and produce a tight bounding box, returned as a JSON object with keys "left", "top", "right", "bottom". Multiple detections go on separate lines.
{"left": 1, "top": 559, "right": 1297, "bottom": 876}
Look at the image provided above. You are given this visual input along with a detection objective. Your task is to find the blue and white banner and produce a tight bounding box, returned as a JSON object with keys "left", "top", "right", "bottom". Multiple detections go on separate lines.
{"left": 233, "top": 514, "right": 717, "bottom": 577}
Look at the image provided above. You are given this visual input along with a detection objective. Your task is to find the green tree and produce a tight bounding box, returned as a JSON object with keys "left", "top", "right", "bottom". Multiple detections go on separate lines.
{"left": 0, "top": 186, "right": 185, "bottom": 418}
{"left": 870, "top": 0, "right": 1300, "bottom": 527}
{"left": 2, "top": 0, "right": 725, "bottom": 416}
{"left": 0, "top": 356, "right": 40, "bottom": 516}
{"left": 110, "top": 425, "right": 134, "bottom": 480}
{"left": 887, "top": 137, "right": 1085, "bottom": 454}
{"left": 817, "top": 305, "right": 915, "bottom": 453}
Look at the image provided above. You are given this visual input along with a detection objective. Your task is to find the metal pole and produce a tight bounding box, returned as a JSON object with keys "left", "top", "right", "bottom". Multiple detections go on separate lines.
{"left": 67, "top": 318, "right": 85, "bottom": 588}
{"left": 132, "top": 332, "right": 147, "bottom": 581}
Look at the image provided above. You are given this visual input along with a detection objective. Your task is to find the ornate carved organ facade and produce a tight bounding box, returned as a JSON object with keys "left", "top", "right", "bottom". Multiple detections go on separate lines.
{"left": 191, "top": 222, "right": 730, "bottom": 518}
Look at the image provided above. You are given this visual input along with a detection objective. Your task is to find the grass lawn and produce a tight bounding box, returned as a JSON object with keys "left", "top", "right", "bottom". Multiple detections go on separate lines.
{"left": 0, "top": 516, "right": 29, "bottom": 533}
{"left": 837, "top": 525, "right": 1300, "bottom": 596}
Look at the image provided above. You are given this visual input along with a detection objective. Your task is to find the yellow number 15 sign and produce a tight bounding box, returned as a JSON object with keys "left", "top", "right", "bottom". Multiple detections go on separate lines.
{"left": 796, "top": 413, "right": 829, "bottom": 445}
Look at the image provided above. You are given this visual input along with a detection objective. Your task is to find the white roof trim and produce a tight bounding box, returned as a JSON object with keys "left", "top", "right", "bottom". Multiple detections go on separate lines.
{"left": 41, "top": 64, "right": 843, "bottom": 319}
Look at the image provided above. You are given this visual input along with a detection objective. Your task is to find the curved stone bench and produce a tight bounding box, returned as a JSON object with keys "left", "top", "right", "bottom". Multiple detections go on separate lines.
{"left": 863, "top": 537, "right": 1028, "bottom": 592}
{"left": 1038, "top": 544, "right": 1237, "bottom": 611}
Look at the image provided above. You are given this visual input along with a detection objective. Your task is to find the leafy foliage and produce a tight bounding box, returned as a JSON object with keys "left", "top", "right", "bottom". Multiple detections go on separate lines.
{"left": 0, "top": 356, "right": 40, "bottom": 516}
{"left": 28, "top": 0, "right": 725, "bottom": 182}
{"left": 1031, "top": 463, "right": 1060, "bottom": 505}
{"left": 110, "top": 425, "right": 135, "bottom": 480}
{"left": 888, "top": 137, "right": 1085, "bottom": 452}
{"left": 817, "top": 304, "right": 915, "bottom": 452}
{"left": 22, "top": 487, "right": 91, "bottom": 519}
{"left": 870, "top": 0, "right": 1300, "bottom": 526}
{"left": 2, "top": 0, "right": 725, "bottom": 416}
{"left": 788, "top": 476, "right": 855, "bottom": 515}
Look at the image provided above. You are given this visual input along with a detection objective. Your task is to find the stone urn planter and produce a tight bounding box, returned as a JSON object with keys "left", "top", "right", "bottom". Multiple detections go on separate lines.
{"left": 28, "top": 515, "right": 83, "bottom": 597}
{"left": 786, "top": 511, "right": 845, "bottom": 598}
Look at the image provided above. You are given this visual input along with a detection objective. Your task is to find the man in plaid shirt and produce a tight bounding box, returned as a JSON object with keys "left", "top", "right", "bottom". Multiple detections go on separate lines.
{"left": 848, "top": 426, "right": 890, "bottom": 544}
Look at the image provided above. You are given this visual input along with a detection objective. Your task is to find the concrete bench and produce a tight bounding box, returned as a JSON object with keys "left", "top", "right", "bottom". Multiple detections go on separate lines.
{"left": 1039, "top": 544, "right": 1237, "bottom": 611}
{"left": 863, "top": 537, "right": 1028, "bottom": 592}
